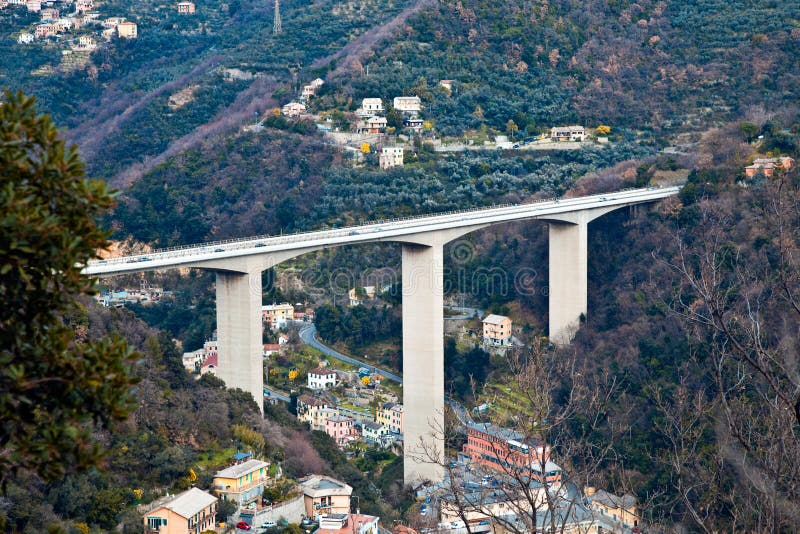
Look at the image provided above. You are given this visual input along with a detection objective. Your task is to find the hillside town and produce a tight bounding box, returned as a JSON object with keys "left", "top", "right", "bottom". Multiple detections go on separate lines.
{"left": 270, "top": 75, "right": 608, "bottom": 171}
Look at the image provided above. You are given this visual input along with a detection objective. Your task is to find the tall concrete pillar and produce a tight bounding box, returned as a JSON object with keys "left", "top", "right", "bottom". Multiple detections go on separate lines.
{"left": 402, "top": 243, "right": 445, "bottom": 486}
{"left": 216, "top": 271, "right": 264, "bottom": 412}
{"left": 548, "top": 221, "right": 588, "bottom": 345}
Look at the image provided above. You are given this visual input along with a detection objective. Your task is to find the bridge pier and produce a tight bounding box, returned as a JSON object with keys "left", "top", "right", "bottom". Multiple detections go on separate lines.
{"left": 216, "top": 271, "right": 264, "bottom": 412}
{"left": 548, "top": 221, "right": 588, "bottom": 345}
{"left": 401, "top": 243, "right": 445, "bottom": 486}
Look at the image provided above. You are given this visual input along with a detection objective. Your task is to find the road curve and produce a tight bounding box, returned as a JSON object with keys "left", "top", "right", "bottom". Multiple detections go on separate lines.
{"left": 298, "top": 324, "right": 403, "bottom": 384}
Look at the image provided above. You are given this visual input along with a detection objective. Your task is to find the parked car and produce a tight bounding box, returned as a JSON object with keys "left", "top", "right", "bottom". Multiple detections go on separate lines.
{"left": 237, "top": 521, "right": 252, "bottom": 531}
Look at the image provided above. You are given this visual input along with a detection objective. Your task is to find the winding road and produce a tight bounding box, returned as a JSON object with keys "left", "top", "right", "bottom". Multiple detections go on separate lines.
{"left": 298, "top": 324, "right": 403, "bottom": 383}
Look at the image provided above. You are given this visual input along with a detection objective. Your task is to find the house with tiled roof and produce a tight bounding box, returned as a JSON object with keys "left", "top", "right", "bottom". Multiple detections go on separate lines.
{"left": 143, "top": 487, "right": 217, "bottom": 534}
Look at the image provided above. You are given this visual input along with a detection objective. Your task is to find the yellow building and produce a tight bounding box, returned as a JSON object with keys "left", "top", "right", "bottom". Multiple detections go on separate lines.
{"left": 117, "top": 20, "right": 137, "bottom": 38}
{"left": 143, "top": 487, "right": 217, "bottom": 534}
{"left": 297, "top": 394, "right": 338, "bottom": 431}
{"left": 262, "top": 302, "right": 294, "bottom": 330}
{"left": 586, "top": 487, "right": 640, "bottom": 530}
{"left": 376, "top": 402, "right": 403, "bottom": 434}
{"left": 482, "top": 314, "right": 512, "bottom": 346}
{"left": 213, "top": 459, "right": 270, "bottom": 506}
{"left": 299, "top": 475, "right": 353, "bottom": 518}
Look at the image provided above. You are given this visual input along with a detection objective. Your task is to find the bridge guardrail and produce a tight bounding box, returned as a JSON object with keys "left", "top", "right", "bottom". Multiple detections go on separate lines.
{"left": 89, "top": 186, "right": 679, "bottom": 267}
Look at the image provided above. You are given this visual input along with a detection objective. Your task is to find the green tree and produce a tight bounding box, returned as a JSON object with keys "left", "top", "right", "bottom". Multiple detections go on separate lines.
{"left": 506, "top": 119, "right": 518, "bottom": 141}
{"left": 0, "top": 91, "right": 138, "bottom": 487}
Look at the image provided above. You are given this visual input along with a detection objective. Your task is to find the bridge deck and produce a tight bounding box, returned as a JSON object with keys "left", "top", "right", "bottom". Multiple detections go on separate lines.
{"left": 85, "top": 186, "right": 680, "bottom": 276}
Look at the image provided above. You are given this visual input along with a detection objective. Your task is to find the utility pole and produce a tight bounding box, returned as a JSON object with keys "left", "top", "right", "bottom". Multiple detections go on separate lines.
{"left": 273, "top": 0, "right": 281, "bottom": 35}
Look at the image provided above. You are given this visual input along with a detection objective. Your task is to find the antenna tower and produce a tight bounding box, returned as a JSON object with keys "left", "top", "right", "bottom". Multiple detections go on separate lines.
{"left": 273, "top": 0, "right": 281, "bottom": 34}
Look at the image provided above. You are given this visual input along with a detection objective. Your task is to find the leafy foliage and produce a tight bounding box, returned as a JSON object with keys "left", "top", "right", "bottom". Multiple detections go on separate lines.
{"left": 0, "top": 91, "right": 138, "bottom": 487}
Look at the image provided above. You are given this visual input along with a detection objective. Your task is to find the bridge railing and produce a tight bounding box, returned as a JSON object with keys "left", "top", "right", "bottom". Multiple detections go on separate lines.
{"left": 89, "top": 186, "right": 673, "bottom": 266}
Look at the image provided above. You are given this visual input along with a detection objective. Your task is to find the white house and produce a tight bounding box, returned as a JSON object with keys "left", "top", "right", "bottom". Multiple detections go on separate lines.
{"left": 282, "top": 101, "right": 307, "bottom": 117}
{"left": 393, "top": 96, "right": 421, "bottom": 113}
{"left": 550, "top": 125, "right": 586, "bottom": 142}
{"left": 359, "top": 97, "right": 383, "bottom": 116}
{"left": 17, "top": 32, "right": 35, "bottom": 44}
{"left": 308, "top": 367, "right": 338, "bottom": 390}
{"left": 379, "top": 147, "right": 404, "bottom": 170}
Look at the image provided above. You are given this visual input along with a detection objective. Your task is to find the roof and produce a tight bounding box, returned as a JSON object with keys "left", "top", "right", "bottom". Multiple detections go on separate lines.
{"left": 309, "top": 367, "right": 336, "bottom": 376}
{"left": 298, "top": 394, "right": 332, "bottom": 407}
{"left": 363, "top": 421, "right": 384, "bottom": 431}
{"left": 590, "top": 489, "right": 637, "bottom": 510}
{"left": 482, "top": 314, "right": 510, "bottom": 325}
{"left": 232, "top": 451, "right": 253, "bottom": 461}
{"left": 214, "top": 459, "right": 268, "bottom": 479}
{"left": 150, "top": 487, "right": 217, "bottom": 519}
{"left": 466, "top": 422, "right": 526, "bottom": 443}
{"left": 201, "top": 353, "right": 218, "bottom": 368}
{"left": 327, "top": 415, "right": 353, "bottom": 423}
{"left": 299, "top": 475, "right": 353, "bottom": 497}
{"left": 317, "top": 514, "right": 379, "bottom": 534}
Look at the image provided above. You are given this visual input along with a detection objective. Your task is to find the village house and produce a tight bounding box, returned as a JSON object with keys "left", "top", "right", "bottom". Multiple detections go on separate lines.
{"left": 116, "top": 20, "right": 137, "bottom": 38}
{"left": 181, "top": 348, "right": 204, "bottom": 372}
{"left": 358, "top": 97, "right": 383, "bottom": 116}
{"left": 301, "top": 78, "right": 325, "bottom": 99}
{"left": 308, "top": 366, "right": 338, "bottom": 390}
{"left": 297, "top": 393, "right": 338, "bottom": 430}
{"left": 376, "top": 402, "right": 404, "bottom": 434}
{"left": 482, "top": 314, "right": 512, "bottom": 346}
{"left": 143, "top": 487, "right": 217, "bottom": 534}
{"left": 213, "top": 458, "right": 270, "bottom": 507}
{"left": 348, "top": 286, "right": 376, "bottom": 306}
{"left": 72, "top": 34, "right": 96, "bottom": 50}
{"left": 74, "top": 0, "right": 92, "bottom": 12}
{"left": 325, "top": 414, "right": 358, "bottom": 446}
{"left": 379, "top": 146, "right": 404, "bottom": 170}
{"left": 262, "top": 302, "right": 294, "bottom": 330}
{"left": 403, "top": 117, "right": 424, "bottom": 131}
{"left": 0, "top": 0, "right": 8, "bottom": 8}
{"left": 439, "top": 79, "right": 454, "bottom": 92}
{"left": 393, "top": 96, "right": 422, "bottom": 114}
{"left": 317, "top": 513, "right": 380, "bottom": 534}
{"left": 40, "top": 7, "right": 58, "bottom": 19}
{"left": 56, "top": 17, "right": 73, "bottom": 30}
{"left": 586, "top": 487, "right": 640, "bottom": 531}
{"left": 101, "top": 16, "right": 125, "bottom": 27}
{"left": 177, "top": 1, "right": 195, "bottom": 14}
{"left": 744, "top": 156, "right": 795, "bottom": 178}
{"left": 282, "top": 101, "right": 307, "bottom": 117}
{"left": 200, "top": 353, "right": 217, "bottom": 376}
{"left": 362, "top": 421, "right": 389, "bottom": 445}
{"left": 263, "top": 343, "right": 280, "bottom": 357}
{"left": 356, "top": 116, "right": 387, "bottom": 134}
{"left": 299, "top": 475, "right": 353, "bottom": 518}
{"left": 17, "top": 32, "right": 34, "bottom": 43}
{"left": 550, "top": 125, "right": 586, "bottom": 142}
{"left": 26, "top": 0, "right": 41, "bottom": 12}
{"left": 35, "top": 23, "right": 58, "bottom": 38}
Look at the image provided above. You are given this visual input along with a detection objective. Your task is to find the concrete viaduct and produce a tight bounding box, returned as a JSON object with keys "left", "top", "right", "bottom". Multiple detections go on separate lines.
{"left": 85, "top": 186, "right": 680, "bottom": 485}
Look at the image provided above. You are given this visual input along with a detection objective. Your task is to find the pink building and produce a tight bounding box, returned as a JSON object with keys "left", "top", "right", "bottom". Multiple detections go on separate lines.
{"left": 325, "top": 415, "right": 357, "bottom": 446}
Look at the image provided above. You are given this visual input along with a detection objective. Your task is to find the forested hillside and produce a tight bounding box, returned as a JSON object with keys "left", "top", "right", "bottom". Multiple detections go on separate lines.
{"left": 4, "top": 0, "right": 800, "bottom": 531}
{"left": 342, "top": 0, "right": 800, "bottom": 134}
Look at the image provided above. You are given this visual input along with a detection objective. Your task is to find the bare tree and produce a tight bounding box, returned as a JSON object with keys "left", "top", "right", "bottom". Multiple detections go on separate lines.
{"left": 665, "top": 172, "right": 800, "bottom": 531}
{"left": 419, "top": 338, "right": 633, "bottom": 534}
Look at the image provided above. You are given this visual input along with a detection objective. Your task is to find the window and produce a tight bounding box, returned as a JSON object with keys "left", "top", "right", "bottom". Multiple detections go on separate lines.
{"left": 147, "top": 517, "right": 167, "bottom": 529}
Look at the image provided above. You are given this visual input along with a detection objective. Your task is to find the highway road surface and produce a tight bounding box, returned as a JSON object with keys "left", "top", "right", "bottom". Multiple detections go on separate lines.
{"left": 298, "top": 324, "right": 403, "bottom": 383}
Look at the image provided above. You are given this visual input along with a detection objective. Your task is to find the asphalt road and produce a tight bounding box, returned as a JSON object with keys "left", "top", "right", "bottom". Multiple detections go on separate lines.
{"left": 298, "top": 323, "right": 403, "bottom": 383}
